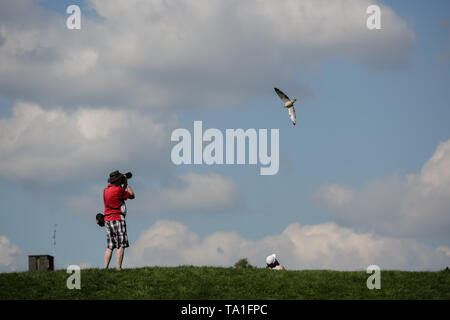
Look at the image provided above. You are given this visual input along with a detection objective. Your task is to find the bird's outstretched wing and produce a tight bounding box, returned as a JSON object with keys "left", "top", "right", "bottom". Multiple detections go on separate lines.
{"left": 288, "top": 106, "right": 296, "bottom": 125}
{"left": 274, "top": 88, "right": 290, "bottom": 103}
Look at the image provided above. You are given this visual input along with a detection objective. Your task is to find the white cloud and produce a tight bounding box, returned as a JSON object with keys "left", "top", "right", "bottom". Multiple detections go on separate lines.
{"left": 126, "top": 220, "right": 450, "bottom": 270}
{"left": 0, "top": 101, "right": 173, "bottom": 182}
{"left": 0, "top": 0, "right": 414, "bottom": 108}
{"left": 314, "top": 184, "right": 354, "bottom": 207}
{"left": 313, "top": 139, "right": 450, "bottom": 238}
{"left": 57, "top": 49, "right": 99, "bottom": 78}
{"left": 140, "top": 173, "right": 240, "bottom": 213}
{"left": 437, "top": 246, "right": 450, "bottom": 257}
{"left": 0, "top": 235, "right": 22, "bottom": 272}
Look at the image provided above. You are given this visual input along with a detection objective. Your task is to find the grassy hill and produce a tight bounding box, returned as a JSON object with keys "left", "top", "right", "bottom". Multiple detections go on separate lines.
{"left": 0, "top": 266, "right": 449, "bottom": 300}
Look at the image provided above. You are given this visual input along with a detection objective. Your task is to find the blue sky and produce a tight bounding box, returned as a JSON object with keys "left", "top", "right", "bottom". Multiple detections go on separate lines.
{"left": 1, "top": 0, "right": 449, "bottom": 271}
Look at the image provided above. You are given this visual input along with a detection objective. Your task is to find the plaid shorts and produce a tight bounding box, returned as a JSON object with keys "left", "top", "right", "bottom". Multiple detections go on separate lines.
{"left": 105, "top": 220, "right": 129, "bottom": 249}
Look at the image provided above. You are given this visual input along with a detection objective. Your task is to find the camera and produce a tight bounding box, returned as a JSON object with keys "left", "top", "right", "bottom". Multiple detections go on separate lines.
{"left": 124, "top": 172, "right": 132, "bottom": 179}
{"left": 122, "top": 172, "right": 132, "bottom": 184}
{"left": 120, "top": 172, "right": 132, "bottom": 187}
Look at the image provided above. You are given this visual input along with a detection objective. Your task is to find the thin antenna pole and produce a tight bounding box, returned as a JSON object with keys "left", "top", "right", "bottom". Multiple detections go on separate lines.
{"left": 52, "top": 224, "right": 57, "bottom": 259}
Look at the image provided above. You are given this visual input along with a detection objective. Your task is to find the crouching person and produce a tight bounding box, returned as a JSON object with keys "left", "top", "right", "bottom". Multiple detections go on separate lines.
{"left": 266, "top": 254, "right": 286, "bottom": 270}
{"left": 103, "top": 170, "right": 135, "bottom": 270}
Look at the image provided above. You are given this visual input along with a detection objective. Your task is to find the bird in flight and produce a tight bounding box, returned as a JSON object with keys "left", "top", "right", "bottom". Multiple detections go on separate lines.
{"left": 274, "top": 88, "right": 297, "bottom": 125}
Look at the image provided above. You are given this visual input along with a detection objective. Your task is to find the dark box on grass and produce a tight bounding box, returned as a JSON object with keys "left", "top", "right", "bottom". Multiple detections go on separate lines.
{"left": 28, "top": 255, "right": 54, "bottom": 271}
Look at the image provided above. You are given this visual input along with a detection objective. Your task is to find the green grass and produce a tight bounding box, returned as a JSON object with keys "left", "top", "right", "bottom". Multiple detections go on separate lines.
{"left": 0, "top": 266, "right": 449, "bottom": 300}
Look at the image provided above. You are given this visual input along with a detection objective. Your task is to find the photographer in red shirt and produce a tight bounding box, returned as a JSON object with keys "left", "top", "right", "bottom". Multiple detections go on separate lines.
{"left": 103, "top": 170, "right": 135, "bottom": 270}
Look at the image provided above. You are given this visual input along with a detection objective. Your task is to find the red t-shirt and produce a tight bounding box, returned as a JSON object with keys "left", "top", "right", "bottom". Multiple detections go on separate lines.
{"left": 104, "top": 184, "right": 130, "bottom": 221}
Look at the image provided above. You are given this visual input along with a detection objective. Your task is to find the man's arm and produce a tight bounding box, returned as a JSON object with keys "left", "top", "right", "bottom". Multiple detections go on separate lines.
{"left": 122, "top": 177, "right": 135, "bottom": 199}
{"left": 126, "top": 184, "right": 135, "bottom": 199}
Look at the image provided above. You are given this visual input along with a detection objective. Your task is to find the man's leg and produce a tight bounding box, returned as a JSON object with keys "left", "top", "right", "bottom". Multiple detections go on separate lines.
{"left": 116, "top": 247, "right": 125, "bottom": 270}
{"left": 104, "top": 248, "right": 113, "bottom": 269}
